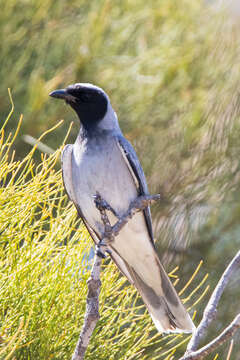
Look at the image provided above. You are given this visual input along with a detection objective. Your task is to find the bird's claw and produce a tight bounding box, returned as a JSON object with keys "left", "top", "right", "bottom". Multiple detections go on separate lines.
{"left": 94, "top": 193, "right": 119, "bottom": 218}
{"left": 96, "top": 248, "right": 107, "bottom": 259}
{"left": 95, "top": 239, "right": 112, "bottom": 259}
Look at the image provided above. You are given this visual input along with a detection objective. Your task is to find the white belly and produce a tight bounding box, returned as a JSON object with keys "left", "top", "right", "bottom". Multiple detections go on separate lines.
{"left": 72, "top": 138, "right": 137, "bottom": 233}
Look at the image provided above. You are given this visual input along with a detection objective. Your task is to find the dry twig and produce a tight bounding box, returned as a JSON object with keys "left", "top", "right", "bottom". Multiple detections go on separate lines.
{"left": 71, "top": 254, "right": 102, "bottom": 360}
{"left": 180, "top": 250, "right": 240, "bottom": 360}
{"left": 180, "top": 314, "right": 240, "bottom": 360}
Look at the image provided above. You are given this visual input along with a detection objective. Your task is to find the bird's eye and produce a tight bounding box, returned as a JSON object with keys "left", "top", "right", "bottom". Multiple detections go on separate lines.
{"left": 79, "top": 92, "right": 92, "bottom": 102}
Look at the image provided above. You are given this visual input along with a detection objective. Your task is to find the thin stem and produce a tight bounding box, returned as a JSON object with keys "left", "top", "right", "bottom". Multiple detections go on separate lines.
{"left": 71, "top": 254, "right": 102, "bottom": 360}
{"left": 186, "top": 250, "right": 240, "bottom": 353}
{"left": 180, "top": 314, "right": 240, "bottom": 360}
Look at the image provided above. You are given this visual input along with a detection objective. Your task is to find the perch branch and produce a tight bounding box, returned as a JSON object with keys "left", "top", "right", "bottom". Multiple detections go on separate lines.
{"left": 71, "top": 193, "right": 160, "bottom": 360}
{"left": 179, "top": 250, "right": 240, "bottom": 360}
{"left": 71, "top": 254, "right": 102, "bottom": 360}
{"left": 111, "top": 194, "right": 160, "bottom": 238}
{"left": 180, "top": 314, "right": 240, "bottom": 360}
{"left": 186, "top": 250, "right": 240, "bottom": 353}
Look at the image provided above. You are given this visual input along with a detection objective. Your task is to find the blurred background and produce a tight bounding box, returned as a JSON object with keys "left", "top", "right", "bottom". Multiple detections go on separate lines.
{"left": 1, "top": 0, "right": 240, "bottom": 357}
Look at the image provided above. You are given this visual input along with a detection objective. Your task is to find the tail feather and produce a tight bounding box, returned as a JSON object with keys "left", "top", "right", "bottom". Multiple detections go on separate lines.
{"left": 108, "top": 212, "right": 195, "bottom": 333}
{"left": 126, "top": 259, "right": 195, "bottom": 333}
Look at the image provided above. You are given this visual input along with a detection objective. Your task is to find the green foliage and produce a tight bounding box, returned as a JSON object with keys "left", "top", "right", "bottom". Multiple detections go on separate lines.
{"left": 0, "top": 0, "right": 222, "bottom": 156}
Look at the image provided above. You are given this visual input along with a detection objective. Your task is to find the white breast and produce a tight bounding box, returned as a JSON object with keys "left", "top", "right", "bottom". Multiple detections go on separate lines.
{"left": 71, "top": 137, "right": 137, "bottom": 236}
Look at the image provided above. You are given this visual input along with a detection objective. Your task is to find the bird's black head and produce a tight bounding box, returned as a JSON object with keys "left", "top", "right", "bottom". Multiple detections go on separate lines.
{"left": 49, "top": 83, "right": 108, "bottom": 130}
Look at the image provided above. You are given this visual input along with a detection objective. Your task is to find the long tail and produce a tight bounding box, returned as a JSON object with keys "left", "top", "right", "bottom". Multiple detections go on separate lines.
{"left": 127, "top": 257, "right": 195, "bottom": 333}
{"left": 110, "top": 245, "right": 195, "bottom": 333}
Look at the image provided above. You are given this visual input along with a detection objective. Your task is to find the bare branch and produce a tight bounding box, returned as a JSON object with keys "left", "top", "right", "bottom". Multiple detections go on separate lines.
{"left": 180, "top": 314, "right": 240, "bottom": 360}
{"left": 178, "top": 250, "right": 240, "bottom": 360}
{"left": 186, "top": 250, "right": 240, "bottom": 353}
{"left": 71, "top": 254, "right": 102, "bottom": 360}
{"left": 111, "top": 194, "right": 160, "bottom": 238}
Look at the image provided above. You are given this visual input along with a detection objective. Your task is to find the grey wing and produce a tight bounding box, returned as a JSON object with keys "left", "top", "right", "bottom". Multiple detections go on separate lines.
{"left": 61, "top": 144, "right": 99, "bottom": 244}
{"left": 61, "top": 144, "right": 135, "bottom": 283}
{"left": 61, "top": 144, "right": 76, "bottom": 204}
{"left": 117, "top": 135, "right": 155, "bottom": 245}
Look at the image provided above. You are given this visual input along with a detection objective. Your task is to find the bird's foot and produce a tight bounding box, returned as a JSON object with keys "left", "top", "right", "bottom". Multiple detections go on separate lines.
{"left": 96, "top": 239, "right": 112, "bottom": 259}
{"left": 96, "top": 247, "right": 106, "bottom": 259}
{"left": 94, "top": 192, "right": 119, "bottom": 218}
{"left": 94, "top": 192, "right": 115, "bottom": 255}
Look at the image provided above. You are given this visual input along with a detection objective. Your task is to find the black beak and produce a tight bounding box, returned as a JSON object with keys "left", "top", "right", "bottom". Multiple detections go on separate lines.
{"left": 49, "top": 89, "right": 67, "bottom": 99}
{"left": 49, "top": 89, "right": 76, "bottom": 102}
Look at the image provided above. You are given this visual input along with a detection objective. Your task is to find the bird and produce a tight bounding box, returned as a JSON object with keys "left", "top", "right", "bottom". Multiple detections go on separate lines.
{"left": 49, "top": 83, "right": 195, "bottom": 333}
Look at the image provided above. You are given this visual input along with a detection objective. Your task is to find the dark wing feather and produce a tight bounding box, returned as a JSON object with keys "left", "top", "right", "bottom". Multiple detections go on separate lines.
{"left": 117, "top": 136, "right": 155, "bottom": 245}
